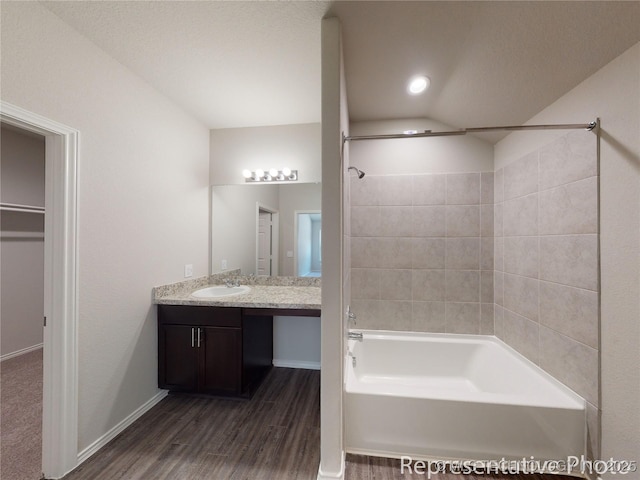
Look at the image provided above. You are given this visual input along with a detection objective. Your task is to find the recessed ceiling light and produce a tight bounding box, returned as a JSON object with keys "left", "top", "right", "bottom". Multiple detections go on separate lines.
{"left": 408, "top": 75, "right": 430, "bottom": 95}
{"left": 403, "top": 130, "right": 419, "bottom": 135}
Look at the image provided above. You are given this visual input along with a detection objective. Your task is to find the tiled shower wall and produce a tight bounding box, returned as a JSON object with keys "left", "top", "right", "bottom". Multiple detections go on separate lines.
{"left": 349, "top": 172, "right": 494, "bottom": 334}
{"left": 494, "top": 129, "right": 600, "bottom": 458}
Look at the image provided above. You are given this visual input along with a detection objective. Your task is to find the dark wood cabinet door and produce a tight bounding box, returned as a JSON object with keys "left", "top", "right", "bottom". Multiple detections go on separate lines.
{"left": 199, "top": 327, "right": 241, "bottom": 395}
{"left": 159, "top": 325, "right": 198, "bottom": 391}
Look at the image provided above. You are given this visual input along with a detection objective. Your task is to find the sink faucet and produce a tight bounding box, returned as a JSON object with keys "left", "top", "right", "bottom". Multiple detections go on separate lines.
{"left": 348, "top": 331, "right": 363, "bottom": 341}
{"left": 224, "top": 279, "right": 241, "bottom": 288}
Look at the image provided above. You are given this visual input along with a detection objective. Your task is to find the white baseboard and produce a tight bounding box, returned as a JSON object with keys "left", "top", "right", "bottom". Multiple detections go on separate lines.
{"left": 77, "top": 390, "right": 168, "bottom": 465}
{"left": 317, "top": 450, "right": 345, "bottom": 480}
{"left": 0, "top": 343, "right": 43, "bottom": 362}
{"left": 273, "top": 359, "right": 321, "bottom": 370}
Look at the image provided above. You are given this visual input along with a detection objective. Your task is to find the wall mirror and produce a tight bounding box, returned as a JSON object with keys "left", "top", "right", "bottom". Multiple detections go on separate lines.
{"left": 211, "top": 183, "right": 321, "bottom": 277}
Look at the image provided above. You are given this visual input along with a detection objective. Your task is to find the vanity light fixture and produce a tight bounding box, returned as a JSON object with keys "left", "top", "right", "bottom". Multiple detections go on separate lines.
{"left": 243, "top": 168, "right": 298, "bottom": 183}
{"left": 407, "top": 75, "right": 430, "bottom": 95}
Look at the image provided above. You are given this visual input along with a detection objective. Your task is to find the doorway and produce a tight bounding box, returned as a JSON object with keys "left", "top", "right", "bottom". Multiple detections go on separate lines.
{"left": 295, "top": 211, "right": 322, "bottom": 277}
{"left": 256, "top": 203, "right": 279, "bottom": 276}
{"left": 0, "top": 122, "right": 45, "bottom": 480}
{"left": 1, "top": 102, "right": 79, "bottom": 479}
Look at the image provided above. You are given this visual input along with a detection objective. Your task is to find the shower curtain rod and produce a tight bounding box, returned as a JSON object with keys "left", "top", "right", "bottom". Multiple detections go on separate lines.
{"left": 342, "top": 120, "right": 598, "bottom": 143}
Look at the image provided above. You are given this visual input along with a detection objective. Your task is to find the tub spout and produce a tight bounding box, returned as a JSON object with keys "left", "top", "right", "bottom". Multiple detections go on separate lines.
{"left": 348, "top": 331, "right": 363, "bottom": 341}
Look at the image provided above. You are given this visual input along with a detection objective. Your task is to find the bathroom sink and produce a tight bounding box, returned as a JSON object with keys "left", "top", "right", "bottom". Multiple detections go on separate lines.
{"left": 191, "top": 285, "right": 251, "bottom": 299}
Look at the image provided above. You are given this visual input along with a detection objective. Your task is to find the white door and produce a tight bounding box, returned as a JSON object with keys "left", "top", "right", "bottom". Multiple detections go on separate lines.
{"left": 257, "top": 211, "right": 272, "bottom": 276}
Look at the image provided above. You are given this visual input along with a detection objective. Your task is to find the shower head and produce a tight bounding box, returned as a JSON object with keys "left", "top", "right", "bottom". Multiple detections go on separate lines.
{"left": 348, "top": 166, "right": 366, "bottom": 179}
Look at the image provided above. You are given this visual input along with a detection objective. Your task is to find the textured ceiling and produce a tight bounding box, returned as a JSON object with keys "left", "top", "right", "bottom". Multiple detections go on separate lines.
{"left": 43, "top": 1, "right": 640, "bottom": 140}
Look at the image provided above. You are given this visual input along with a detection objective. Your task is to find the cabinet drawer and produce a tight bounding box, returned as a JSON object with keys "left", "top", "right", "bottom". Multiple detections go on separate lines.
{"left": 158, "top": 305, "right": 241, "bottom": 327}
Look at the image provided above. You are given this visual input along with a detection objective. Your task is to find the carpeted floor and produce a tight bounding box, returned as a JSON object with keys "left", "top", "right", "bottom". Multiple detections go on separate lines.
{"left": 1, "top": 348, "right": 43, "bottom": 480}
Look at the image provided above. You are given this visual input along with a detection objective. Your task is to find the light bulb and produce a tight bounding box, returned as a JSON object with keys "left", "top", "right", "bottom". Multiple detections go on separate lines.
{"left": 282, "top": 167, "right": 291, "bottom": 177}
{"left": 255, "top": 169, "right": 265, "bottom": 179}
{"left": 269, "top": 168, "right": 279, "bottom": 177}
{"left": 408, "top": 75, "right": 430, "bottom": 95}
{"left": 242, "top": 169, "right": 252, "bottom": 178}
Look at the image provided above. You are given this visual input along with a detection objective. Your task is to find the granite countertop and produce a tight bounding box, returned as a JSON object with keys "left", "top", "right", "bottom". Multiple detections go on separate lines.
{"left": 153, "top": 270, "right": 321, "bottom": 310}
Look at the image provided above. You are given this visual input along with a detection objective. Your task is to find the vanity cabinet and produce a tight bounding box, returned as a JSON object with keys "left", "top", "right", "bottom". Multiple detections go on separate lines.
{"left": 158, "top": 305, "right": 272, "bottom": 397}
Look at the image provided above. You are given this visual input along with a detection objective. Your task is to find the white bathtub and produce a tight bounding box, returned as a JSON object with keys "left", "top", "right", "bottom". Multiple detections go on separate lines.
{"left": 345, "top": 331, "right": 586, "bottom": 463}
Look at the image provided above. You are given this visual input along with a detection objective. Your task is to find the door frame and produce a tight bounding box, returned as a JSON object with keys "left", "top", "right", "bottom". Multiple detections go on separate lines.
{"left": 255, "top": 202, "right": 279, "bottom": 276}
{"left": 1, "top": 102, "right": 79, "bottom": 478}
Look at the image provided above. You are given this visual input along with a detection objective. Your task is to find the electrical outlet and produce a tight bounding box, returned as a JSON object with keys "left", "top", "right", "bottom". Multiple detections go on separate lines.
{"left": 184, "top": 264, "right": 193, "bottom": 278}
{"left": 221, "top": 259, "right": 227, "bottom": 270}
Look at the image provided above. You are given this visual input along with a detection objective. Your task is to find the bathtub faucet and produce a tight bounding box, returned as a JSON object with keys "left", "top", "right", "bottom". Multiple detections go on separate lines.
{"left": 348, "top": 331, "right": 363, "bottom": 341}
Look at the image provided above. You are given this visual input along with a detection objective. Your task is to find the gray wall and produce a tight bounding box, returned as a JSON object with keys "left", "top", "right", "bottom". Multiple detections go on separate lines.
{"left": 494, "top": 129, "right": 600, "bottom": 458}
{"left": 0, "top": 125, "right": 45, "bottom": 358}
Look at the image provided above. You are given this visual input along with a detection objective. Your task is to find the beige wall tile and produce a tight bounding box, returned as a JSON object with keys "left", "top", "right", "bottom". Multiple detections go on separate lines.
{"left": 539, "top": 177, "right": 598, "bottom": 235}
{"left": 351, "top": 237, "right": 379, "bottom": 268}
{"left": 380, "top": 269, "right": 412, "bottom": 301}
{"left": 504, "top": 151, "right": 538, "bottom": 200}
{"left": 539, "top": 130, "right": 597, "bottom": 191}
{"left": 481, "top": 270, "right": 494, "bottom": 303}
{"left": 446, "top": 205, "right": 480, "bottom": 237}
{"left": 480, "top": 204, "right": 494, "bottom": 237}
{"left": 481, "top": 237, "right": 494, "bottom": 270}
{"left": 503, "top": 193, "right": 538, "bottom": 236}
{"left": 349, "top": 299, "right": 380, "bottom": 329}
{"left": 413, "top": 206, "right": 446, "bottom": 237}
{"left": 351, "top": 206, "right": 380, "bottom": 237}
{"left": 494, "top": 169, "right": 504, "bottom": 203}
{"left": 494, "top": 304, "right": 505, "bottom": 340}
{"left": 503, "top": 309, "right": 539, "bottom": 365}
{"left": 350, "top": 175, "right": 379, "bottom": 206}
{"left": 379, "top": 206, "right": 413, "bottom": 237}
{"left": 446, "top": 173, "right": 480, "bottom": 205}
{"left": 494, "top": 271, "right": 504, "bottom": 306}
{"left": 446, "top": 302, "right": 480, "bottom": 334}
{"left": 412, "top": 173, "right": 446, "bottom": 205}
{"left": 412, "top": 238, "right": 446, "bottom": 269}
{"left": 446, "top": 270, "right": 480, "bottom": 302}
{"left": 351, "top": 268, "right": 380, "bottom": 300}
{"left": 540, "top": 234, "right": 598, "bottom": 291}
{"left": 377, "top": 301, "right": 413, "bottom": 330}
{"left": 412, "top": 269, "right": 446, "bottom": 301}
{"left": 539, "top": 281, "right": 598, "bottom": 349}
{"left": 504, "top": 236, "right": 539, "bottom": 278}
{"left": 504, "top": 273, "right": 539, "bottom": 322}
{"left": 411, "top": 301, "right": 446, "bottom": 333}
{"left": 481, "top": 303, "right": 495, "bottom": 335}
{"left": 539, "top": 325, "right": 599, "bottom": 406}
{"left": 493, "top": 236, "right": 504, "bottom": 272}
{"left": 481, "top": 172, "right": 494, "bottom": 205}
{"left": 586, "top": 402, "right": 600, "bottom": 460}
{"left": 446, "top": 237, "right": 480, "bottom": 270}
{"left": 494, "top": 203, "right": 503, "bottom": 237}
{"left": 377, "top": 238, "right": 413, "bottom": 269}
{"left": 379, "top": 175, "right": 412, "bottom": 206}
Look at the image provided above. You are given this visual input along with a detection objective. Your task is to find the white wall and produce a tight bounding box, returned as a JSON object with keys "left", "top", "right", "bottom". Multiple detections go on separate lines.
{"left": 1, "top": 1, "right": 210, "bottom": 456}
{"left": 210, "top": 123, "right": 321, "bottom": 185}
{"left": 350, "top": 118, "right": 494, "bottom": 175}
{"left": 273, "top": 316, "right": 321, "bottom": 369}
{"left": 495, "top": 43, "right": 640, "bottom": 474}
{"left": 319, "top": 16, "right": 346, "bottom": 480}
{"left": 211, "top": 184, "right": 279, "bottom": 274}
{"left": 278, "top": 182, "right": 321, "bottom": 276}
{"left": 0, "top": 126, "right": 45, "bottom": 358}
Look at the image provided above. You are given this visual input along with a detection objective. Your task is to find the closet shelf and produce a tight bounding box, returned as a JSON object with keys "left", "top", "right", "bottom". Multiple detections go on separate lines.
{"left": 0, "top": 202, "right": 45, "bottom": 214}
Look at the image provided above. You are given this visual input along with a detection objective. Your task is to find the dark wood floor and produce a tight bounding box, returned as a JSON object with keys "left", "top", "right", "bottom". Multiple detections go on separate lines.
{"left": 59, "top": 367, "right": 580, "bottom": 480}
{"left": 344, "top": 454, "right": 579, "bottom": 480}
{"left": 61, "top": 367, "right": 320, "bottom": 480}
